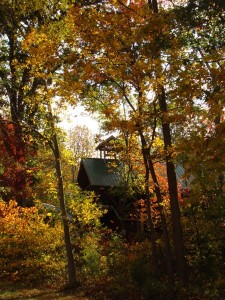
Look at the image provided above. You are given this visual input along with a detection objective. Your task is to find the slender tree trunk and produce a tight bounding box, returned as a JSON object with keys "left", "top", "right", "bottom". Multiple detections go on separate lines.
{"left": 148, "top": 0, "right": 158, "bottom": 13}
{"left": 142, "top": 148, "right": 159, "bottom": 278}
{"left": 139, "top": 130, "right": 174, "bottom": 283}
{"left": 51, "top": 133, "right": 77, "bottom": 288}
{"left": 148, "top": 158, "right": 174, "bottom": 284}
{"left": 137, "top": 93, "right": 159, "bottom": 277}
{"left": 147, "top": 0, "right": 187, "bottom": 284}
{"left": 47, "top": 105, "right": 76, "bottom": 288}
{"left": 136, "top": 87, "right": 174, "bottom": 281}
{"left": 158, "top": 87, "right": 187, "bottom": 284}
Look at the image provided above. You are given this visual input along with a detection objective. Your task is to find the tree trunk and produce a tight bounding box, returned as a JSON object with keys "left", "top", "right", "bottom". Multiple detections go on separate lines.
{"left": 147, "top": 0, "right": 187, "bottom": 284}
{"left": 148, "top": 158, "right": 174, "bottom": 284}
{"left": 51, "top": 133, "right": 77, "bottom": 288}
{"left": 142, "top": 149, "right": 159, "bottom": 278}
{"left": 158, "top": 87, "right": 187, "bottom": 284}
{"left": 47, "top": 103, "right": 76, "bottom": 288}
{"left": 139, "top": 130, "right": 174, "bottom": 283}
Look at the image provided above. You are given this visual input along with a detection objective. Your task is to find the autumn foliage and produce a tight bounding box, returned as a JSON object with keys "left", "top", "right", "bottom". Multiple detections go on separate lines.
{"left": 0, "top": 200, "right": 65, "bottom": 285}
{"left": 0, "top": 122, "right": 37, "bottom": 206}
{"left": 0, "top": 0, "right": 225, "bottom": 298}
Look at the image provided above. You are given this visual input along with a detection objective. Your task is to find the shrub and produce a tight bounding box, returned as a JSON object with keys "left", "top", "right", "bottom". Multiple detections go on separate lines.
{"left": 0, "top": 200, "right": 66, "bottom": 286}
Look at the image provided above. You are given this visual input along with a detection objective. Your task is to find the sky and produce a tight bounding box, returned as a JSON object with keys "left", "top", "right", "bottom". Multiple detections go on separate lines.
{"left": 58, "top": 105, "right": 100, "bottom": 134}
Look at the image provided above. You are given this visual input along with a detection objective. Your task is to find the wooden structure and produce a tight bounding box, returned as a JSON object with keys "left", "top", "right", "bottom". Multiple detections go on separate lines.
{"left": 77, "top": 136, "right": 190, "bottom": 238}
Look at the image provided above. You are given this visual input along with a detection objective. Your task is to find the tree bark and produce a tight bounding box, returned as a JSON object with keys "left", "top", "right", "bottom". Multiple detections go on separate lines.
{"left": 147, "top": 0, "right": 187, "bottom": 284}
{"left": 148, "top": 159, "right": 174, "bottom": 284}
{"left": 47, "top": 103, "right": 76, "bottom": 288}
{"left": 158, "top": 87, "right": 187, "bottom": 284}
{"left": 51, "top": 132, "right": 77, "bottom": 288}
{"left": 139, "top": 130, "right": 174, "bottom": 283}
{"left": 142, "top": 146, "right": 159, "bottom": 278}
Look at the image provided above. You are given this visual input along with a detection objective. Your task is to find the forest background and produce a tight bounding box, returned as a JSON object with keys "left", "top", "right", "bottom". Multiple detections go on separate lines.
{"left": 0, "top": 0, "right": 224, "bottom": 299}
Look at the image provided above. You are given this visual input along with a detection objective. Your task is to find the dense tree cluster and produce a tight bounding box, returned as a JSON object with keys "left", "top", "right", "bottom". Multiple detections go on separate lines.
{"left": 0, "top": 0, "right": 224, "bottom": 298}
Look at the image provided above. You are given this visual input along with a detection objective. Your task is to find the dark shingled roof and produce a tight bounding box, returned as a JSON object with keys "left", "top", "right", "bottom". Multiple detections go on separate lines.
{"left": 77, "top": 158, "right": 120, "bottom": 188}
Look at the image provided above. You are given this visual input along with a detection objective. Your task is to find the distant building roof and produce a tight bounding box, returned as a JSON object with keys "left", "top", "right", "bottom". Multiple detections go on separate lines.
{"left": 77, "top": 158, "right": 121, "bottom": 189}
{"left": 95, "top": 135, "right": 116, "bottom": 151}
{"left": 95, "top": 135, "right": 118, "bottom": 159}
